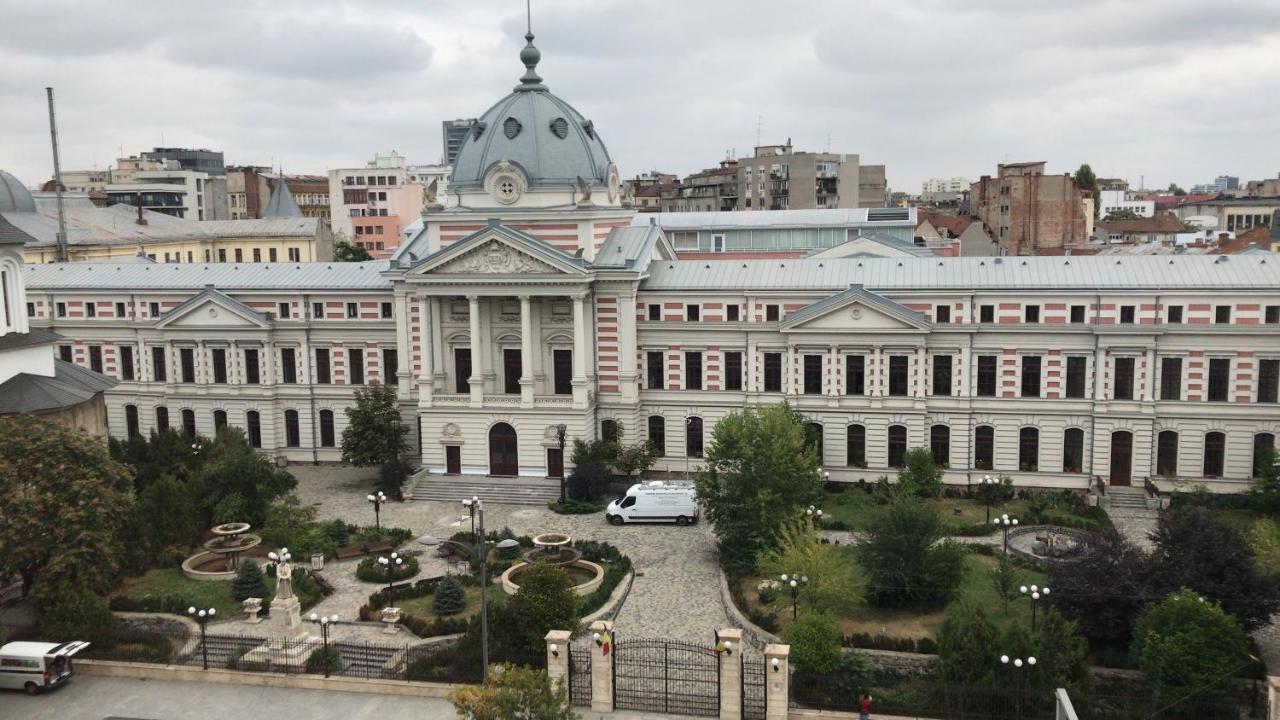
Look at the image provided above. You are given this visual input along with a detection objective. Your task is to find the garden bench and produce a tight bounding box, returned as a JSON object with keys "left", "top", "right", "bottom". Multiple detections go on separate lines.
{"left": 365, "top": 541, "right": 396, "bottom": 555}
{"left": 334, "top": 546, "right": 363, "bottom": 560}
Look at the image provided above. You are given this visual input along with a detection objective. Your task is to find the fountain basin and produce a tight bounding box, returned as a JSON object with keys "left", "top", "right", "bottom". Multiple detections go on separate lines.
{"left": 500, "top": 559, "right": 605, "bottom": 597}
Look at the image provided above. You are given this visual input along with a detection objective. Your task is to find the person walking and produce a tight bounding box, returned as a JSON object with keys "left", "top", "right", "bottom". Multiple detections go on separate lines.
{"left": 858, "top": 692, "right": 873, "bottom": 720}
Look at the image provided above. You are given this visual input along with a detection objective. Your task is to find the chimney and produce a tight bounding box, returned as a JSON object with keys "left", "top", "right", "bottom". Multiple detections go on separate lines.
{"left": 135, "top": 196, "right": 148, "bottom": 225}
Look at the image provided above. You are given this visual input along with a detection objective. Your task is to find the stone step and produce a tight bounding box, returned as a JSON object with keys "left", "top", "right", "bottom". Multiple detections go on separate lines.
{"left": 334, "top": 642, "right": 400, "bottom": 679}
{"left": 411, "top": 478, "right": 561, "bottom": 506}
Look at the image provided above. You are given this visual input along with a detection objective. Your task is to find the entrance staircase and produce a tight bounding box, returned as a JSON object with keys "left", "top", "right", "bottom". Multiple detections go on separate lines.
{"left": 1105, "top": 484, "right": 1151, "bottom": 511}
{"left": 410, "top": 474, "right": 561, "bottom": 506}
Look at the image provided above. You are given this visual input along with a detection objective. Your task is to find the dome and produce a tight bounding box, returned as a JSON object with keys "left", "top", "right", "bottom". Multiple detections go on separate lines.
{"left": 449, "top": 33, "right": 613, "bottom": 193}
{"left": 0, "top": 170, "right": 36, "bottom": 213}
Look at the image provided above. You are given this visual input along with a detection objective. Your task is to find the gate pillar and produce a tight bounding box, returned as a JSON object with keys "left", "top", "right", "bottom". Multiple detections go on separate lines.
{"left": 764, "top": 643, "right": 790, "bottom": 720}
{"left": 589, "top": 620, "right": 615, "bottom": 713}
{"left": 545, "top": 630, "right": 571, "bottom": 688}
{"left": 718, "top": 628, "right": 743, "bottom": 720}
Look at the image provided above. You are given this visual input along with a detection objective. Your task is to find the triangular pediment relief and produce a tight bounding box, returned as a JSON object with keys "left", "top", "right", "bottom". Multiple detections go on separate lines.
{"left": 156, "top": 290, "right": 269, "bottom": 329}
{"left": 781, "top": 285, "right": 930, "bottom": 332}
{"left": 409, "top": 224, "right": 589, "bottom": 277}
{"left": 432, "top": 238, "right": 562, "bottom": 275}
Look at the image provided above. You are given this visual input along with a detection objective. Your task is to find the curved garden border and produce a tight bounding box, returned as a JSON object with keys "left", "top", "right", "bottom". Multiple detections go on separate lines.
{"left": 1004, "top": 524, "right": 1095, "bottom": 567}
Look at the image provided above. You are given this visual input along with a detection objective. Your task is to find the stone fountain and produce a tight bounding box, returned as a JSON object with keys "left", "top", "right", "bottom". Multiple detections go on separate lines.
{"left": 500, "top": 533, "right": 605, "bottom": 597}
{"left": 181, "top": 522, "right": 264, "bottom": 581}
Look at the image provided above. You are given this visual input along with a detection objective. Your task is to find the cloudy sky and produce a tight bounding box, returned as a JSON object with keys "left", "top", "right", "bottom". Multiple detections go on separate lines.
{"left": 1, "top": 0, "right": 1278, "bottom": 193}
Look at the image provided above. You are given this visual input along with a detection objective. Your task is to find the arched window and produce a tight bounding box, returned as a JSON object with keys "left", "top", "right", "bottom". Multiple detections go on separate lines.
{"left": 246, "top": 411, "right": 262, "bottom": 448}
{"left": 213, "top": 410, "right": 228, "bottom": 431}
{"left": 974, "top": 426, "right": 994, "bottom": 470}
{"left": 601, "top": 419, "right": 620, "bottom": 444}
{"left": 805, "top": 422, "right": 824, "bottom": 463}
{"left": 284, "top": 409, "right": 301, "bottom": 448}
{"left": 1063, "top": 428, "right": 1084, "bottom": 474}
{"left": 686, "top": 417, "right": 704, "bottom": 459}
{"left": 930, "top": 425, "right": 950, "bottom": 468}
{"left": 155, "top": 406, "right": 169, "bottom": 432}
{"left": 1203, "top": 431, "right": 1225, "bottom": 478}
{"left": 887, "top": 425, "right": 907, "bottom": 468}
{"left": 1254, "top": 433, "right": 1276, "bottom": 479}
{"left": 125, "top": 404, "right": 140, "bottom": 439}
{"left": 648, "top": 416, "right": 666, "bottom": 456}
{"left": 846, "top": 425, "right": 866, "bottom": 468}
{"left": 1019, "top": 427, "right": 1039, "bottom": 472}
{"left": 1156, "top": 431, "right": 1178, "bottom": 478}
{"left": 181, "top": 409, "right": 197, "bottom": 438}
{"left": 319, "top": 409, "right": 335, "bottom": 447}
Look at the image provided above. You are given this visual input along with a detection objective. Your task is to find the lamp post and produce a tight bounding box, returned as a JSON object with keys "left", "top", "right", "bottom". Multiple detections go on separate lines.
{"left": 463, "top": 496, "right": 491, "bottom": 673}
{"left": 308, "top": 613, "right": 339, "bottom": 678}
{"left": 187, "top": 606, "right": 216, "bottom": 670}
{"left": 377, "top": 552, "right": 403, "bottom": 591}
{"left": 993, "top": 513, "right": 1018, "bottom": 553}
{"left": 367, "top": 490, "right": 387, "bottom": 529}
{"left": 780, "top": 573, "right": 807, "bottom": 620}
{"left": 805, "top": 505, "right": 824, "bottom": 522}
{"left": 555, "top": 424, "right": 567, "bottom": 503}
{"left": 979, "top": 474, "right": 999, "bottom": 523}
{"left": 1000, "top": 653, "right": 1036, "bottom": 715}
{"left": 1020, "top": 584, "right": 1050, "bottom": 632}
{"left": 685, "top": 417, "right": 695, "bottom": 483}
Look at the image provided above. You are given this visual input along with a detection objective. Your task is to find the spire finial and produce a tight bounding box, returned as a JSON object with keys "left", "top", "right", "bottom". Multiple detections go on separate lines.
{"left": 527, "top": 0, "right": 532, "bottom": 34}
{"left": 514, "top": 3, "right": 545, "bottom": 92}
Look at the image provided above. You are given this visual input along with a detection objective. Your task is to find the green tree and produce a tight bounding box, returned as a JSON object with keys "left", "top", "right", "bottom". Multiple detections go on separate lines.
{"left": 759, "top": 516, "right": 855, "bottom": 614}
{"left": 333, "top": 238, "right": 373, "bottom": 262}
{"left": 341, "top": 383, "right": 409, "bottom": 468}
{"left": 989, "top": 554, "right": 1024, "bottom": 615}
{"left": 938, "top": 603, "right": 1000, "bottom": 685}
{"left": 1076, "top": 164, "right": 1099, "bottom": 219}
{"left": 695, "top": 403, "right": 822, "bottom": 573}
{"left": 434, "top": 575, "right": 467, "bottom": 616}
{"left": 1103, "top": 209, "right": 1142, "bottom": 221}
{"left": 449, "top": 663, "right": 575, "bottom": 720}
{"left": 612, "top": 441, "right": 658, "bottom": 478}
{"left": 783, "top": 612, "right": 844, "bottom": 674}
{"left": 40, "top": 588, "right": 119, "bottom": 649}
{"left": 232, "top": 560, "right": 269, "bottom": 601}
{"left": 137, "top": 473, "right": 201, "bottom": 552}
{"left": 0, "top": 416, "right": 134, "bottom": 601}
{"left": 326, "top": 518, "right": 350, "bottom": 547}
{"left": 898, "top": 447, "right": 942, "bottom": 498}
{"left": 858, "top": 496, "right": 966, "bottom": 607}
{"left": 110, "top": 427, "right": 206, "bottom": 491}
{"left": 194, "top": 427, "right": 296, "bottom": 526}
{"left": 1134, "top": 589, "right": 1251, "bottom": 695}
{"left": 1030, "top": 608, "right": 1090, "bottom": 692}
{"left": 507, "top": 564, "right": 579, "bottom": 656}
{"left": 1167, "top": 183, "right": 1186, "bottom": 196}
{"left": 568, "top": 438, "right": 616, "bottom": 500}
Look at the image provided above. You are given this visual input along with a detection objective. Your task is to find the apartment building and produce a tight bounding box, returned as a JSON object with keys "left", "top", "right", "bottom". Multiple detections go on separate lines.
{"left": 327, "top": 151, "right": 425, "bottom": 258}
{"left": 738, "top": 142, "right": 886, "bottom": 210}
{"left": 970, "top": 162, "right": 1089, "bottom": 254}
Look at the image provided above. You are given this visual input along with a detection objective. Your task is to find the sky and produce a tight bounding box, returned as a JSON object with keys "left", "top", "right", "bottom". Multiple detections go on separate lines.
{"left": 1, "top": 0, "right": 1278, "bottom": 194}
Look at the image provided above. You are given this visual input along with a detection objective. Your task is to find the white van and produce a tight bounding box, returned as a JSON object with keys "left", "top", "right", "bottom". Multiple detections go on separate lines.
{"left": 0, "top": 641, "right": 89, "bottom": 694}
{"left": 606, "top": 481, "right": 700, "bottom": 525}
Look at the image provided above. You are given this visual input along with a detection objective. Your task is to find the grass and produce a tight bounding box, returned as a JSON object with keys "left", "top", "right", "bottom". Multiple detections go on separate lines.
{"left": 112, "top": 567, "right": 317, "bottom": 619}
{"left": 741, "top": 548, "right": 1046, "bottom": 643}
{"left": 397, "top": 585, "right": 508, "bottom": 621}
{"left": 821, "top": 488, "right": 1112, "bottom": 536}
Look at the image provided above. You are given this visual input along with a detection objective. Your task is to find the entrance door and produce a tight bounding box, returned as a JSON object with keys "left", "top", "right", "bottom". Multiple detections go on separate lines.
{"left": 1110, "top": 431, "right": 1133, "bottom": 486}
{"left": 547, "top": 448, "right": 564, "bottom": 478}
{"left": 489, "top": 423, "right": 519, "bottom": 476}
{"left": 445, "top": 445, "right": 461, "bottom": 475}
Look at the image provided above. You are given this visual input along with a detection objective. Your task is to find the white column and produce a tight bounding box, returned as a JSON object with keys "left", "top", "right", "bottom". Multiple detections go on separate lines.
{"left": 1094, "top": 348, "right": 1107, "bottom": 401}
{"left": 1144, "top": 347, "right": 1157, "bottom": 402}
{"left": 746, "top": 341, "right": 758, "bottom": 393}
{"left": 618, "top": 292, "right": 639, "bottom": 404}
{"left": 429, "top": 297, "right": 445, "bottom": 391}
{"left": 828, "top": 345, "right": 840, "bottom": 397}
{"left": 572, "top": 293, "right": 589, "bottom": 408}
{"left": 468, "top": 295, "right": 484, "bottom": 406}
{"left": 393, "top": 291, "right": 411, "bottom": 398}
{"left": 416, "top": 294, "right": 433, "bottom": 403}
{"left": 871, "top": 345, "right": 883, "bottom": 397}
{"left": 916, "top": 346, "right": 928, "bottom": 398}
{"left": 520, "top": 295, "right": 535, "bottom": 407}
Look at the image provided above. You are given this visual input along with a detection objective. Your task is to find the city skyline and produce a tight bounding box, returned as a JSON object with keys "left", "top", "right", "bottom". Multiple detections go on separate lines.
{"left": 1, "top": 0, "right": 1278, "bottom": 193}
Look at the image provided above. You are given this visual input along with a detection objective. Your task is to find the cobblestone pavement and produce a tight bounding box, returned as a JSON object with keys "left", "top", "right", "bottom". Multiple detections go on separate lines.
{"left": 1105, "top": 508, "right": 1159, "bottom": 550}
{"left": 288, "top": 466, "right": 730, "bottom": 642}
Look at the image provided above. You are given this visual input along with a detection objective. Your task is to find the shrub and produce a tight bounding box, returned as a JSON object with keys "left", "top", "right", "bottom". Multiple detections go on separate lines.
{"left": 305, "top": 645, "right": 343, "bottom": 675}
{"left": 507, "top": 564, "right": 578, "bottom": 656}
{"left": 42, "top": 589, "right": 119, "bottom": 650}
{"left": 859, "top": 497, "right": 966, "bottom": 607}
{"left": 433, "top": 576, "right": 467, "bottom": 616}
{"left": 547, "top": 498, "right": 605, "bottom": 514}
{"left": 1024, "top": 490, "right": 1055, "bottom": 524}
{"left": 897, "top": 448, "right": 942, "bottom": 498}
{"left": 356, "top": 555, "right": 420, "bottom": 583}
{"left": 232, "top": 560, "right": 269, "bottom": 602}
{"left": 937, "top": 603, "right": 999, "bottom": 685}
{"left": 1134, "top": 589, "right": 1251, "bottom": 695}
{"left": 973, "top": 475, "right": 1015, "bottom": 507}
{"left": 84, "top": 630, "right": 173, "bottom": 664}
{"left": 326, "top": 519, "right": 350, "bottom": 547}
{"left": 784, "top": 612, "right": 843, "bottom": 673}
{"left": 449, "top": 663, "right": 574, "bottom": 720}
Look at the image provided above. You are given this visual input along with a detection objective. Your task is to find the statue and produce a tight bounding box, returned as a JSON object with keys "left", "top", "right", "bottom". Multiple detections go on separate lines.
{"left": 275, "top": 558, "right": 294, "bottom": 600}
{"left": 423, "top": 179, "right": 438, "bottom": 205}
{"left": 575, "top": 175, "right": 593, "bottom": 204}
{"left": 622, "top": 182, "right": 636, "bottom": 206}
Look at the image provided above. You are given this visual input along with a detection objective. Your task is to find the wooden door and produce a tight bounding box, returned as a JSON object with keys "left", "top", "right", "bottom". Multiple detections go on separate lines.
{"left": 547, "top": 448, "right": 564, "bottom": 478}
{"left": 445, "top": 445, "right": 461, "bottom": 475}
{"left": 489, "top": 423, "right": 519, "bottom": 477}
{"left": 1110, "top": 431, "right": 1133, "bottom": 486}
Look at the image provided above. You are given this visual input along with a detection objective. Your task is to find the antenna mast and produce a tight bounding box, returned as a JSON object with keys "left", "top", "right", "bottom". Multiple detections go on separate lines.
{"left": 756, "top": 115, "right": 762, "bottom": 148}
{"left": 45, "top": 87, "right": 68, "bottom": 263}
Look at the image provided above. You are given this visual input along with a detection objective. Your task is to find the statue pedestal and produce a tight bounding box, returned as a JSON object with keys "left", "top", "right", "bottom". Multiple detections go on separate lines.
{"left": 268, "top": 595, "right": 307, "bottom": 640}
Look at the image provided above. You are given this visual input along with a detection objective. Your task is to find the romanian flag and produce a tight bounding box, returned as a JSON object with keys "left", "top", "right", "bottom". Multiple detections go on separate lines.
{"left": 601, "top": 630, "right": 612, "bottom": 656}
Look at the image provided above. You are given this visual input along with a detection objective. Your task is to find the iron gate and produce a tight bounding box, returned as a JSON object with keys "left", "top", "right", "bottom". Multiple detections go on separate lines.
{"left": 568, "top": 643, "right": 592, "bottom": 707}
{"left": 742, "top": 656, "right": 767, "bottom": 720}
{"left": 613, "top": 637, "right": 721, "bottom": 717}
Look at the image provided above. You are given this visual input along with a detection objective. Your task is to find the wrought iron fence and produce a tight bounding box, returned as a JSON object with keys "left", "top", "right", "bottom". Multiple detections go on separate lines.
{"left": 613, "top": 637, "right": 721, "bottom": 717}
{"left": 741, "top": 656, "right": 767, "bottom": 720}
{"left": 568, "top": 643, "right": 592, "bottom": 707}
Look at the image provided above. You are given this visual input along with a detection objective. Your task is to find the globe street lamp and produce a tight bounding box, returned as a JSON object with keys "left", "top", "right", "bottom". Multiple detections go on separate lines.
{"left": 805, "top": 505, "right": 824, "bottom": 522}
{"left": 367, "top": 491, "right": 387, "bottom": 530}
{"left": 462, "top": 497, "right": 491, "bottom": 673}
{"left": 1020, "top": 584, "right": 1051, "bottom": 632}
{"left": 308, "top": 613, "right": 339, "bottom": 678}
{"left": 187, "top": 606, "right": 216, "bottom": 670}
{"left": 555, "top": 424, "right": 568, "bottom": 503}
{"left": 979, "top": 475, "right": 1000, "bottom": 523}
{"left": 993, "top": 513, "right": 1019, "bottom": 553}
{"left": 1000, "top": 654, "right": 1037, "bottom": 668}
{"left": 377, "top": 552, "right": 403, "bottom": 591}
{"left": 780, "top": 573, "right": 808, "bottom": 620}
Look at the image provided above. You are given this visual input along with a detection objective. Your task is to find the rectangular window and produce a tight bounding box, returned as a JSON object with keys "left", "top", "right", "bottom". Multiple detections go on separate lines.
{"left": 120, "top": 346, "right": 135, "bottom": 381}
{"left": 218, "top": 249, "right": 227, "bottom": 263}
{"left": 319, "top": 411, "right": 335, "bottom": 448}
{"left": 348, "top": 348, "right": 364, "bottom": 384}
{"left": 648, "top": 416, "right": 665, "bottom": 456}
{"left": 1215, "top": 306, "right": 1231, "bottom": 324}
{"left": 383, "top": 349, "right": 398, "bottom": 381}
{"left": 269, "top": 248, "right": 277, "bottom": 262}
{"left": 284, "top": 411, "right": 300, "bottom": 448}
{"left": 1207, "top": 358, "right": 1230, "bottom": 401}
{"left": 1267, "top": 306, "right": 1280, "bottom": 324}
{"left": 803, "top": 355, "right": 822, "bottom": 394}
{"left": 686, "top": 305, "right": 700, "bottom": 322}
{"left": 763, "top": 352, "right": 782, "bottom": 392}
{"left": 977, "top": 355, "right": 998, "bottom": 397}
{"left": 1258, "top": 359, "right": 1279, "bottom": 403}
{"left": 846, "top": 355, "right": 865, "bottom": 395}
{"left": 766, "top": 304, "right": 780, "bottom": 322}
{"left": 149, "top": 301, "right": 160, "bottom": 317}
{"left": 935, "top": 305, "right": 950, "bottom": 323}
{"left": 1120, "top": 306, "right": 1135, "bottom": 324}
{"left": 346, "top": 302, "right": 358, "bottom": 319}
{"left": 179, "top": 348, "right": 195, "bottom": 383}
{"left": 1070, "top": 305, "right": 1086, "bottom": 323}
{"left": 846, "top": 425, "right": 866, "bottom": 468}
{"left": 277, "top": 302, "right": 290, "bottom": 319}
{"left": 115, "top": 301, "right": 126, "bottom": 317}
{"left": 88, "top": 345, "right": 103, "bottom": 373}
{"left": 647, "top": 351, "right": 665, "bottom": 389}
{"left": 979, "top": 305, "right": 994, "bottom": 323}
{"left": 1113, "top": 357, "right": 1134, "bottom": 400}
{"left": 59, "top": 345, "right": 72, "bottom": 362}
{"left": 726, "top": 305, "right": 740, "bottom": 322}
{"left": 1021, "top": 356, "right": 1041, "bottom": 397}
{"left": 1065, "top": 356, "right": 1087, "bottom": 398}
{"left": 553, "top": 349, "right": 573, "bottom": 395}
{"left": 1024, "top": 305, "right": 1040, "bottom": 323}
{"left": 253, "top": 248, "right": 261, "bottom": 263}
{"left": 281, "top": 348, "right": 297, "bottom": 384}
{"left": 724, "top": 351, "right": 743, "bottom": 391}
{"left": 56, "top": 301, "right": 67, "bottom": 318}
{"left": 503, "top": 348, "right": 521, "bottom": 394}
{"left": 244, "top": 349, "right": 260, "bottom": 384}
{"left": 312, "top": 302, "right": 324, "bottom": 319}
{"left": 454, "top": 348, "right": 471, "bottom": 393}
{"left": 234, "top": 249, "right": 243, "bottom": 263}
{"left": 380, "top": 302, "right": 393, "bottom": 319}
{"left": 685, "top": 352, "right": 703, "bottom": 390}
{"left": 1160, "top": 357, "right": 1181, "bottom": 400}
{"left": 974, "top": 427, "right": 994, "bottom": 470}
{"left": 85, "top": 303, "right": 96, "bottom": 318}
{"left": 932, "top": 355, "right": 953, "bottom": 396}
{"left": 152, "top": 346, "right": 167, "bottom": 382}
{"left": 648, "top": 304, "right": 660, "bottom": 321}
{"left": 211, "top": 348, "right": 227, "bottom": 384}
{"left": 316, "top": 348, "right": 331, "bottom": 384}
{"left": 1167, "top": 305, "right": 1183, "bottom": 323}
{"left": 888, "top": 356, "right": 909, "bottom": 396}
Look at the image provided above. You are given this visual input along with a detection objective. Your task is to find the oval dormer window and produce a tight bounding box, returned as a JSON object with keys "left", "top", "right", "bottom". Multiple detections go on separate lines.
{"left": 503, "top": 117, "right": 522, "bottom": 139}
{"left": 550, "top": 117, "right": 569, "bottom": 139}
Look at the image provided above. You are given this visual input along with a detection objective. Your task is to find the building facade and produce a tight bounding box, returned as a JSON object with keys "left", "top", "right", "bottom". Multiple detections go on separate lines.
{"left": 442, "top": 119, "right": 476, "bottom": 166}
{"left": 327, "top": 151, "right": 426, "bottom": 257}
{"left": 738, "top": 143, "right": 886, "bottom": 211}
{"left": 971, "top": 162, "right": 1089, "bottom": 255}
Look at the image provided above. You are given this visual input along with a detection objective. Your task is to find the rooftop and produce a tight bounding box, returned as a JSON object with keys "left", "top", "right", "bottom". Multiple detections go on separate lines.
{"left": 25, "top": 261, "right": 392, "bottom": 291}
{"left": 635, "top": 207, "right": 916, "bottom": 231}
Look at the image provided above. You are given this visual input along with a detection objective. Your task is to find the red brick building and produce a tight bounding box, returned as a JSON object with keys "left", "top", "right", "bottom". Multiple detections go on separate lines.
{"left": 971, "top": 161, "right": 1088, "bottom": 255}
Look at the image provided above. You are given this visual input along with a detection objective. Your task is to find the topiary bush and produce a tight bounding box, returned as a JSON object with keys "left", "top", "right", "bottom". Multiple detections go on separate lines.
{"left": 784, "top": 612, "right": 843, "bottom": 673}
{"left": 232, "top": 560, "right": 269, "bottom": 602}
{"left": 355, "top": 554, "right": 419, "bottom": 583}
{"left": 433, "top": 576, "right": 466, "bottom": 616}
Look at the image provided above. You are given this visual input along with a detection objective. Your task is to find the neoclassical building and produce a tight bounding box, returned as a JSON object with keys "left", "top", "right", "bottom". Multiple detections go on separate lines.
{"left": 16, "top": 35, "right": 1280, "bottom": 492}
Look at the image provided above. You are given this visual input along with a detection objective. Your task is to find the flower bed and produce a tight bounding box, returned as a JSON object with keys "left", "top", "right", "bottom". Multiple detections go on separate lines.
{"left": 355, "top": 554, "right": 420, "bottom": 583}
{"left": 358, "top": 576, "right": 474, "bottom": 638}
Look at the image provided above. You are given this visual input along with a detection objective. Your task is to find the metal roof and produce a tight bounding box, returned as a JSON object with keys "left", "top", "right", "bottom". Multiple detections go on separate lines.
{"left": 0, "top": 360, "right": 117, "bottom": 414}
{"left": 634, "top": 207, "right": 917, "bottom": 231}
{"left": 196, "top": 217, "right": 320, "bottom": 238}
{"left": 25, "top": 261, "right": 393, "bottom": 291}
{"left": 641, "top": 255, "right": 1280, "bottom": 291}
{"left": 781, "top": 285, "right": 928, "bottom": 328}
{"left": 262, "top": 180, "right": 303, "bottom": 219}
{"left": 0, "top": 170, "right": 36, "bottom": 213}
{"left": 594, "top": 224, "right": 663, "bottom": 269}
{"left": 8, "top": 201, "right": 320, "bottom": 247}
{"left": 0, "top": 213, "right": 36, "bottom": 246}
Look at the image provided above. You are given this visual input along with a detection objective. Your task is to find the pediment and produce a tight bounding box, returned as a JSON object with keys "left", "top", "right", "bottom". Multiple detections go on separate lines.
{"left": 156, "top": 291, "right": 269, "bottom": 329}
{"left": 409, "top": 224, "right": 588, "bottom": 277}
{"left": 781, "top": 285, "right": 929, "bottom": 332}
{"left": 432, "top": 238, "right": 563, "bottom": 275}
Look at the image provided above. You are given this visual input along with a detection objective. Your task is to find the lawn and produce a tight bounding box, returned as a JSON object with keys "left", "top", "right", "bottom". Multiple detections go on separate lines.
{"left": 397, "top": 585, "right": 504, "bottom": 622}
{"left": 113, "top": 567, "right": 320, "bottom": 619}
{"left": 821, "top": 488, "right": 1112, "bottom": 536}
{"left": 740, "top": 548, "right": 1047, "bottom": 643}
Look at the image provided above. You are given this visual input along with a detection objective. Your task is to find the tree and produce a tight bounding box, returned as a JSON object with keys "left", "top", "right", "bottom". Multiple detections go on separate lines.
{"left": 758, "top": 516, "right": 855, "bottom": 614}
{"left": 333, "top": 238, "right": 373, "bottom": 262}
{"left": 0, "top": 416, "right": 134, "bottom": 601}
{"left": 938, "top": 604, "right": 1000, "bottom": 685}
{"left": 194, "top": 427, "right": 296, "bottom": 526}
{"left": 1030, "top": 608, "right": 1090, "bottom": 692}
{"left": 989, "top": 554, "right": 1024, "bottom": 615}
{"left": 1047, "top": 532, "right": 1153, "bottom": 644}
{"left": 783, "top": 612, "right": 843, "bottom": 673}
{"left": 326, "top": 519, "right": 350, "bottom": 547}
{"left": 110, "top": 428, "right": 206, "bottom": 491}
{"left": 1133, "top": 589, "right": 1250, "bottom": 695}
{"left": 232, "top": 560, "right": 269, "bottom": 601}
{"left": 612, "top": 441, "right": 658, "bottom": 478}
{"left": 341, "top": 383, "right": 409, "bottom": 468}
{"left": 1167, "top": 183, "right": 1186, "bottom": 196}
{"left": 507, "top": 564, "right": 578, "bottom": 656}
{"left": 568, "top": 438, "right": 615, "bottom": 501}
{"left": 1150, "top": 506, "right": 1279, "bottom": 631}
{"left": 858, "top": 496, "right": 966, "bottom": 607}
{"left": 1075, "top": 164, "right": 1097, "bottom": 191}
{"left": 40, "top": 588, "right": 119, "bottom": 649}
{"left": 137, "top": 473, "right": 201, "bottom": 554}
{"left": 434, "top": 575, "right": 467, "bottom": 616}
{"left": 448, "top": 663, "right": 575, "bottom": 720}
{"left": 898, "top": 448, "right": 942, "bottom": 498}
{"left": 695, "top": 403, "right": 821, "bottom": 573}
{"left": 1103, "top": 208, "right": 1142, "bottom": 221}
